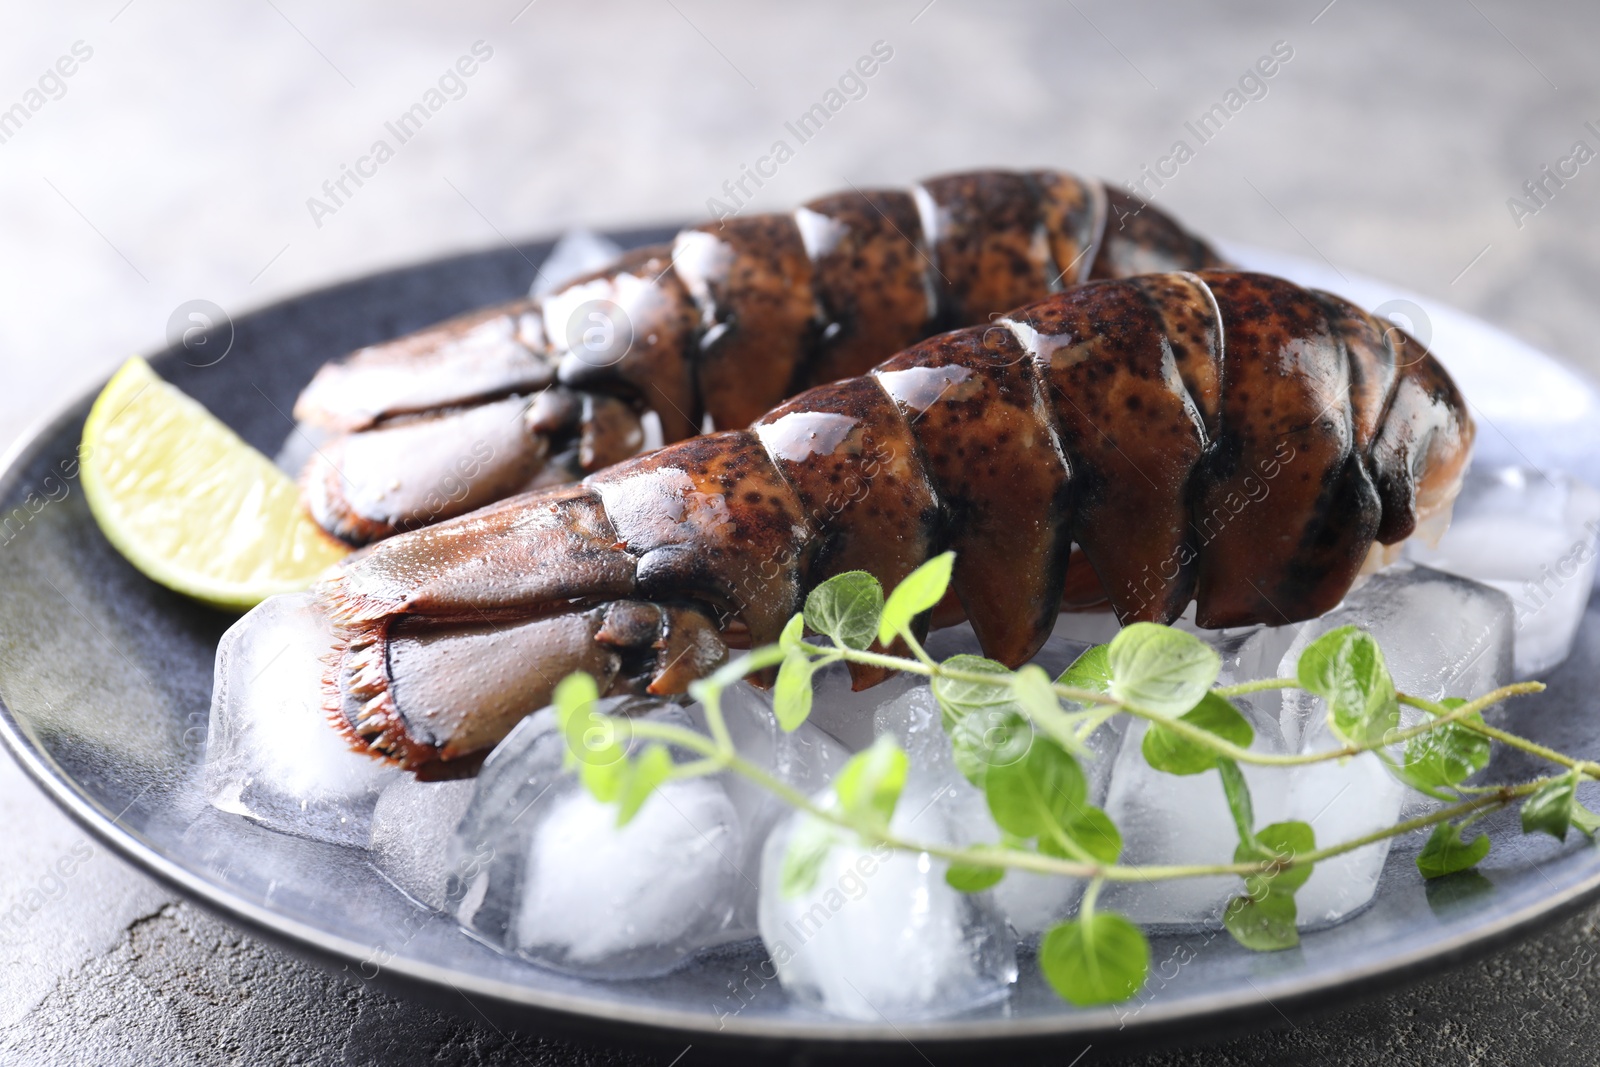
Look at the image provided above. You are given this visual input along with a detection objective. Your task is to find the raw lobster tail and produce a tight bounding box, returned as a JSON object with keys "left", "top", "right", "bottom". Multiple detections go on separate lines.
{"left": 294, "top": 170, "right": 1224, "bottom": 544}
{"left": 319, "top": 270, "right": 1472, "bottom": 775}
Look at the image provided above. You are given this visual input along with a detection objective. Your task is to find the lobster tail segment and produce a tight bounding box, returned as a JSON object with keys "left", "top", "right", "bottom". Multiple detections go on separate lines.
{"left": 1005, "top": 271, "right": 1222, "bottom": 627}
{"left": 1092, "top": 186, "right": 1228, "bottom": 280}
{"left": 873, "top": 326, "right": 1074, "bottom": 668}
{"left": 1186, "top": 272, "right": 1375, "bottom": 627}
{"left": 545, "top": 243, "right": 702, "bottom": 444}
{"left": 586, "top": 431, "right": 814, "bottom": 650}
{"left": 320, "top": 484, "right": 728, "bottom": 774}
{"left": 797, "top": 188, "right": 935, "bottom": 387}
{"left": 754, "top": 373, "right": 945, "bottom": 687}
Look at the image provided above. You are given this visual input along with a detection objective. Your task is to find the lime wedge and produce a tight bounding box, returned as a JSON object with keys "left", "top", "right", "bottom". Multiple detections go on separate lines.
{"left": 81, "top": 357, "right": 349, "bottom": 610}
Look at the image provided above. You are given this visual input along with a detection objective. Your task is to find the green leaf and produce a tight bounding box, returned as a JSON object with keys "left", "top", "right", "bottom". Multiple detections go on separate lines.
{"left": 933, "top": 655, "right": 1015, "bottom": 729}
{"left": 1237, "top": 820, "right": 1316, "bottom": 895}
{"left": 1296, "top": 626, "right": 1399, "bottom": 747}
{"left": 1041, "top": 805, "right": 1122, "bottom": 865}
{"left": 945, "top": 861, "right": 1005, "bottom": 893}
{"left": 1216, "top": 759, "right": 1256, "bottom": 846}
{"left": 947, "top": 710, "right": 1034, "bottom": 788}
{"left": 1224, "top": 818, "right": 1311, "bottom": 950}
{"left": 985, "top": 740, "right": 1086, "bottom": 840}
{"left": 580, "top": 747, "right": 628, "bottom": 802}
{"left": 773, "top": 650, "right": 815, "bottom": 732}
{"left": 1012, "top": 663, "right": 1063, "bottom": 725}
{"left": 553, "top": 671, "right": 599, "bottom": 747}
{"left": 1011, "top": 663, "right": 1084, "bottom": 756}
{"left": 877, "top": 551, "right": 956, "bottom": 645}
{"left": 803, "top": 571, "right": 883, "bottom": 651}
{"left": 1522, "top": 771, "right": 1581, "bottom": 842}
{"left": 1397, "top": 698, "right": 1491, "bottom": 792}
{"left": 1107, "top": 623, "right": 1220, "bottom": 718}
{"left": 1573, "top": 802, "right": 1600, "bottom": 839}
{"left": 615, "top": 744, "right": 673, "bottom": 826}
{"left": 553, "top": 672, "right": 629, "bottom": 801}
{"left": 778, "top": 612, "right": 806, "bottom": 653}
{"left": 781, "top": 815, "right": 837, "bottom": 897}
{"left": 584, "top": 759, "right": 626, "bottom": 802}
{"left": 834, "top": 736, "right": 908, "bottom": 829}
{"left": 1141, "top": 693, "right": 1254, "bottom": 776}
{"left": 1223, "top": 888, "right": 1299, "bottom": 951}
{"left": 1057, "top": 643, "right": 1112, "bottom": 702}
{"left": 934, "top": 655, "right": 1033, "bottom": 787}
{"left": 1040, "top": 912, "right": 1150, "bottom": 1005}
{"left": 1416, "top": 822, "right": 1491, "bottom": 878}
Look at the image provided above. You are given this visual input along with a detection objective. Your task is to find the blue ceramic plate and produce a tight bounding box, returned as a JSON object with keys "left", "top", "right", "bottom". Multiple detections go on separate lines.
{"left": 2, "top": 233, "right": 1598, "bottom": 1060}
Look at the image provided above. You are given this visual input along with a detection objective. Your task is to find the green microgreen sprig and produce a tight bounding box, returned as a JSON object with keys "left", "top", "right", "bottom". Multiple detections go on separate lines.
{"left": 553, "top": 552, "right": 1594, "bottom": 1008}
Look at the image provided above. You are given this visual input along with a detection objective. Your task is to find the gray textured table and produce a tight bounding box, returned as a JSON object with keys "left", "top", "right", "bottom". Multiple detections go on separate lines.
{"left": 3, "top": 1, "right": 1599, "bottom": 1063}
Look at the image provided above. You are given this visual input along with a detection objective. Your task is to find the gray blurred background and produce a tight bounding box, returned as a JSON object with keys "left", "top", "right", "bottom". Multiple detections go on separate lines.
{"left": 3, "top": 1, "right": 1599, "bottom": 1064}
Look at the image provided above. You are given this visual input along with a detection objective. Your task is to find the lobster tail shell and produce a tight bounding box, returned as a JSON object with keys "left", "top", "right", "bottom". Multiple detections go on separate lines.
{"left": 1188, "top": 272, "right": 1380, "bottom": 626}
{"left": 320, "top": 269, "right": 1472, "bottom": 774}
{"left": 798, "top": 188, "right": 936, "bottom": 387}
{"left": 295, "top": 169, "right": 1224, "bottom": 545}
{"left": 547, "top": 244, "right": 702, "bottom": 443}
{"left": 875, "top": 326, "right": 1074, "bottom": 668}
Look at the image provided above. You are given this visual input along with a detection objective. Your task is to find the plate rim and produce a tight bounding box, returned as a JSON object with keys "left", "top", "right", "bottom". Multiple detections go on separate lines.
{"left": 3, "top": 237, "right": 1600, "bottom": 1053}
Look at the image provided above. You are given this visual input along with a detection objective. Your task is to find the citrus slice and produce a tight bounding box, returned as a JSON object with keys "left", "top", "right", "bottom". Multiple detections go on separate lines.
{"left": 81, "top": 357, "right": 349, "bottom": 610}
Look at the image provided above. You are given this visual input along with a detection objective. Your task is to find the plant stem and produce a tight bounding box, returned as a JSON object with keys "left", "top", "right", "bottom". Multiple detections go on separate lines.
{"left": 1075, "top": 706, "right": 1122, "bottom": 745}
{"left": 810, "top": 642, "right": 1538, "bottom": 771}
{"left": 624, "top": 629, "right": 1558, "bottom": 890}
{"left": 1111, "top": 682, "right": 1536, "bottom": 768}
{"left": 1081, "top": 877, "right": 1103, "bottom": 921}
{"left": 1214, "top": 677, "right": 1299, "bottom": 698}
{"left": 621, "top": 717, "right": 1534, "bottom": 885}
{"left": 898, "top": 629, "right": 939, "bottom": 669}
{"left": 701, "top": 690, "right": 734, "bottom": 753}
{"left": 811, "top": 643, "right": 1119, "bottom": 708}
{"left": 1400, "top": 693, "right": 1599, "bottom": 779}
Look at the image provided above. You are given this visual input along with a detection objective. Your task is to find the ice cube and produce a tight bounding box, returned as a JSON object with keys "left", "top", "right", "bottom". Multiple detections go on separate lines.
{"left": 205, "top": 593, "right": 400, "bottom": 846}
{"left": 1284, "top": 720, "right": 1405, "bottom": 927}
{"left": 1101, "top": 606, "right": 1397, "bottom": 929}
{"left": 868, "top": 680, "right": 1124, "bottom": 939}
{"left": 1095, "top": 614, "right": 1295, "bottom": 899}
{"left": 1174, "top": 610, "right": 1301, "bottom": 688}
{"left": 369, "top": 777, "right": 477, "bottom": 909}
{"left": 699, "top": 683, "right": 852, "bottom": 933}
{"left": 1099, "top": 709, "right": 1400, "bottom": 930}
{"left": 1407, "top": 466, "right": 1600, "bottom": 676}
{"left": 800, "top": 660, "right": 913, "bottom": 752}
{"left": 1279, "top": 563, "right": 1514, "bottom": 746}
{"left": 991, "top": 860, "right": 1089, "bottom": 939}
{"left": 450, "top": 703, "right": 751, "bottom": 979}
{"left": 1273, "top": 564, "right": 1511, "bottom": 920}
{"left": 1103, "top": 563, "right": 1514, "bottom": 929}
{"left": 511, "top": 778, "right": 743, "bottom": 972}
{"left": 1098, "top": 705, "right": 1290, "bottom": 927}
{"left": 758, "top": 785, "right": 1017, "bottom": 1021}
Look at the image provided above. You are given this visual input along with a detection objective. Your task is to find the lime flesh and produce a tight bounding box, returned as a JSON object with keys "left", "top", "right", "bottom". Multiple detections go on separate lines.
{"left": 80, "top": 357, "right": 348, "bottom": 610}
